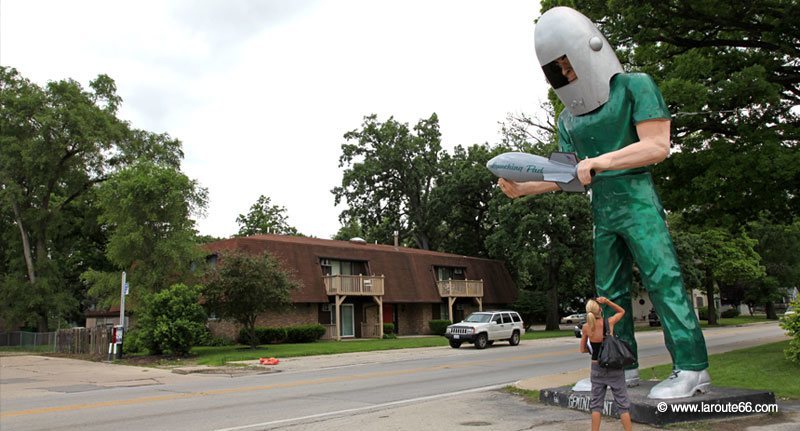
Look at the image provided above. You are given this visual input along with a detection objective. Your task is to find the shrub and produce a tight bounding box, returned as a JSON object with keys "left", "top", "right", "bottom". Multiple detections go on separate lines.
{"left": 382, "top": 333, "right": 397, "bottom": 339}
{"left": 721, "top": 308, "right": 741, "bottom": 318}
{"left": 137, "top": 284, "right": 207, "bottom": 356}
{"left": 286, "top": 324, "right": 326, "bottom": 343}
{"left": 238, "top": 324, "right": 325, "bottom": 345}
{"left": 697, "top": 306, "right": 709, "bottom": 320}
{"left": 122, "top": 328, "right": 145, "bottom": 354}
{"left": 383, "top": 323, "right": 395, "bottom": 335}
{"left": 779, "top": 298, "right": 800, "bottom": 364}
{"left": 428, "top": 319, "right": 451, "bottom": 336}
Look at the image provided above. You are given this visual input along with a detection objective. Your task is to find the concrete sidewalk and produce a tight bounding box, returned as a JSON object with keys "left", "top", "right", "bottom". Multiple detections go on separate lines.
{"left": 0, "top": 355, "right": 213, "bottom": 400}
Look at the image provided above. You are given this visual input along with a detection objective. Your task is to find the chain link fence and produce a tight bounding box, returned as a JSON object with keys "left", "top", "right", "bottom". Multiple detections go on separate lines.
{"left": 0, "top": 331, "right": 57, "bottom": 352}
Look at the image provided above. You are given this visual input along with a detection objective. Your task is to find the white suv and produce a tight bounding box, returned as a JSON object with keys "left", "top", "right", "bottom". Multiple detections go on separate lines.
{"left": 445, "top": 311, "right": 525, "bottom": 349}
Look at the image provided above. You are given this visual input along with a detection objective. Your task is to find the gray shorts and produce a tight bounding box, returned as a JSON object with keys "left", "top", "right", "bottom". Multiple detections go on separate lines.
{"left": 590, "top": 363, "right": 631, "bottom": 414}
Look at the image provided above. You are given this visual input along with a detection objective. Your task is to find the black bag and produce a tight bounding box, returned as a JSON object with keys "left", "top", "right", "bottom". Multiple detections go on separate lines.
{"left": 597, "top": 317, "right": 635, "bottom": 369}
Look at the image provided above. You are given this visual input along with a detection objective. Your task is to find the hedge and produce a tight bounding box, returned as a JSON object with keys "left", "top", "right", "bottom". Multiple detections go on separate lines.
{"left": 428, "top": 319, "right": 451, "bottom": 336}
{"left": 237, "top": 324, "right": 325, "bottom": 345}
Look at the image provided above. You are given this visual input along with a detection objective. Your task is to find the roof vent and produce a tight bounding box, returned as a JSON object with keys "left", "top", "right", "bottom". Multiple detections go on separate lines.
{"left": 349, "top": 237, "right": 367, "bottom": 244}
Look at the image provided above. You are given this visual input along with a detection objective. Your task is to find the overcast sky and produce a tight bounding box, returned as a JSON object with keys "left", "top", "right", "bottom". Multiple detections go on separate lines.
{"left": 1, "top": 0, "right": 549, "bottom": 239}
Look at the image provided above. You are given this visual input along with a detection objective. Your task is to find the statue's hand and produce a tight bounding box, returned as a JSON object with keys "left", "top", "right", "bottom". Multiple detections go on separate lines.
{"left": 577, "top": 157, "right": 611, "bottom": 184}
{"left": 498, "top": 178, "right": 521, "bottom": 199}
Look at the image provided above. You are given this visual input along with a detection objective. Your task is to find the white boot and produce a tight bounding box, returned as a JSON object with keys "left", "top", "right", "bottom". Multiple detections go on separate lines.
{"left": 647, "top": 369, "right": 711, "bottom": 399}
{"left": 571, "top": 368, "right": 640, "bottom": 392}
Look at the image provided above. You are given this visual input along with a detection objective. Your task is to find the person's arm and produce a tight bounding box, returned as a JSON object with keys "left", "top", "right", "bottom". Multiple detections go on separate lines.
{"left": 579, "top": 325, "right": 589, "bottom": 353}
{"left": 575, "top": 119, "right": 671, "bottom": 184}
{"left": 498, "top": 178, "right": 561, "bottom": 198}
{"left": 597, "top": 296, "right": 626, "bottom": 326}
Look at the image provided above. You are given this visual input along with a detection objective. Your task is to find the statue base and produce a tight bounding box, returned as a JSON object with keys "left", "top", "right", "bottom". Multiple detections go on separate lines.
{"left": 539, "top": 381, "right": 777, "bottom": 426}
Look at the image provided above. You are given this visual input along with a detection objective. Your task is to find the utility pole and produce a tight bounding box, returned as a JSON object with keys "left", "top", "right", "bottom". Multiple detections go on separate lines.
{"left": 117, "top": 271, "right": 127, "bottom": 359}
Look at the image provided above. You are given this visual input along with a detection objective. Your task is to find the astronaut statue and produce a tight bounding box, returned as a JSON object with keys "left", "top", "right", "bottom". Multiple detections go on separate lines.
{"left": 497, "top": 7, "right": 710, "bottom": 399}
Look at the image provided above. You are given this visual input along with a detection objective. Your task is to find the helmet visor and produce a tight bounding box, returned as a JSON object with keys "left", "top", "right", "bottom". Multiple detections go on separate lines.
{"left": 541, "top": 55, "right": 576, "bottom": 89}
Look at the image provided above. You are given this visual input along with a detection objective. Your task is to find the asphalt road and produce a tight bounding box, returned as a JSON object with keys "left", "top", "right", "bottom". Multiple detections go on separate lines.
{"left": 0, "top": 323, "right": 789, "bottom": 431}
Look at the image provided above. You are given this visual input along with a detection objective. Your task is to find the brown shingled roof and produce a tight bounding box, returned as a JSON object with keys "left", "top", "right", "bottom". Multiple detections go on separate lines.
{"left": 203, "top": 235, "right": 517, "bottom": 304}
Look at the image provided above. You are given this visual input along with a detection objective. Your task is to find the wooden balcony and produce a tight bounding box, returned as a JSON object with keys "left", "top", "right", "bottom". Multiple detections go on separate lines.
{"left": 437, "top": 279, "right": 483, "bottom": 297}
{"left": 323, "top": 275, "right": 385, "bottom": 296}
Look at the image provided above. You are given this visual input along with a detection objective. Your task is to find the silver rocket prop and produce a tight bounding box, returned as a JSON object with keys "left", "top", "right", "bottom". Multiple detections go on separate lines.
{"left": 486, "top": 151, "right": 586, "bottom": 193}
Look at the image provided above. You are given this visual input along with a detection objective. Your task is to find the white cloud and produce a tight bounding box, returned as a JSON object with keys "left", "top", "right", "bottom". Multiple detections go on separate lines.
{"left": 1, "top": 0, "right": 549, "bottom": 239}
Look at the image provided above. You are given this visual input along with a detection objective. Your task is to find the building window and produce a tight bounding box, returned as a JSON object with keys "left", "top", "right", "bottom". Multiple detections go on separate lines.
{"left": 696, "top": 296, "right": 705, "bottom": 308}
{"left": 435, "top": 266, "right": 466, "bottom": 281}
{"left": 321, "top": 258, "right": 368, "bottom": 276}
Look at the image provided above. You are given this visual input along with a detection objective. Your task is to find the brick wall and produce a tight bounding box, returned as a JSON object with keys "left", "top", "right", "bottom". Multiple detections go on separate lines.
{"left": 208, "top": 304, "right": 318, "bottom": 340}
{"left": 396, "top": 303, "right": 434, "bottom": 335}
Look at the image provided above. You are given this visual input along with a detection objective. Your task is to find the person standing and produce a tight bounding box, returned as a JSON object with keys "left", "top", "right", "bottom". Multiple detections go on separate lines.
{"left": 581, "top": 297, "right": 632, "bottom": 431}
{"left": 498, "top": 6, "right": 710, "bottom": 399}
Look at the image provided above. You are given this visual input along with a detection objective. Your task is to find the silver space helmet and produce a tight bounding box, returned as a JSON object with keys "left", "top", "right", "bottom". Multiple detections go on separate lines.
{"left": 534, "top": 7, "right": 623, "bottom": 116}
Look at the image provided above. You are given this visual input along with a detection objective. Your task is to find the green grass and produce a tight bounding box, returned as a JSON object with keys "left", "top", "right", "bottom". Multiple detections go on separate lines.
{"left": 192, "top": 329, "right": 575, "bottom": 366}
{"left": 0, "top": 345, "right": 55, "bottom": 353}
{"left": 641, "top": 340, "right": 800, "bottom": 399}
{"left": 700, "top": 315, "right": 772, "bottom": 327}
{"left": 504, "top": 386, "right": 540, "bottom": 400}
{"left": 522, "top": 329, "right": 575, "bottom": 340}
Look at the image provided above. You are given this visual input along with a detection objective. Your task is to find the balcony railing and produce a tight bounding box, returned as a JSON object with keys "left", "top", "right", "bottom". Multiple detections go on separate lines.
{"left": 437, "top": 279, "right": 483, "bottom": 297}
{"left": 323, "top": 275, "right": 385, "bottom": 296}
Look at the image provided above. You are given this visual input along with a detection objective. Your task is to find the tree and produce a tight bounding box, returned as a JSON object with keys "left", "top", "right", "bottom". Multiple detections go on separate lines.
{"left": 747, "top": 218, "right": 800, "bottom": 318}
{"left": 333, "top": 114, "right": 445, "bottom": 250}
{"left": 136, "top": 283, "right": 207, "bottom": 356}
{"left": 236, "top": 195, "right": 301, "bottom": 236}
{"left": 541, "top": 1, "right": 800, "bottom": 228}
{"left": 0, "top": 67, "right": 184, "bottom": 330}
{"left": 429, "top": 144, "right": 501, "bottom": 257}
{"left": 203, "top": 250, "right": 299, "bottom": 348}
{"left": 83, "top": 161, "right": 208, "bottom": 309}
{"left": 332, "top": 217, "right": 365, "bottom": 241}
{"left": 692, "top": 228, "right": 765, "bottom": 324}
{"left": 486, "top": 188, "right": 594, "bottom": 330}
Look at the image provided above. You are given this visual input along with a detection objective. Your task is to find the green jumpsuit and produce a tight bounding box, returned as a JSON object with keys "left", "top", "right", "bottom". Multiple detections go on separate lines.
{"left": 558, "top": 73, "right": 709, "bottom": 371}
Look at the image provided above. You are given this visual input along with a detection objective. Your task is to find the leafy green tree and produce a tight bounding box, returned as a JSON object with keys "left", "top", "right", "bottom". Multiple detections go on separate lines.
{"left": 83, "top": 161, "right": 207, "bottom": 309}
{"left": 333, "top": 114, "right": 445, "bottom": 250}
{"left": 236, "top": 195, "right": 301, "bottom": 236}
{"left": 540, "top": 0, "right": 800, "bottom": 228}
{"left": 0, "top": 67, "right": 184, "bottom": 330}
{"left": 203, "top": 250, "right": 299, "bottom": 348}
{"left": 747, "top": 218, "right": 800, "bottom": 318}
{"left": 779, "top": 297, "right": 800, "bottom": 364}
{"left": 512, "top": 289, "right": 548, "bottom": 329}
{"left": 429, "top": 144, "right": 502, "bottom": 257}
{"left": 136, "top": 283, "right": 207, "bottom": 356}
{"left": 332, "top": 217, "right": 366, "bottom": 241}
{"left": 486, "top": 188, "right": 594, "bottom": 330}
{"left": 692, "top": 228, "right": 765, "bottom": 324}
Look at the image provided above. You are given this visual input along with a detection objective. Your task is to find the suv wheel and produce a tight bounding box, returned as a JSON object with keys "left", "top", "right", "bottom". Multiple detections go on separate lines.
{"left": 449, "top": 340, "right": 462, "bottom": 349}
{"left": 475, "top": 333, "right": 488, "bottom": 349}
{"left": 509, "top": 331, "right": 520, "bottom": 346}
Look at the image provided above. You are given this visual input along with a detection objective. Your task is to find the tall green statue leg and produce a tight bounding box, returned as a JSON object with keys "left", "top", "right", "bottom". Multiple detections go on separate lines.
{"left": 623, "top": 193, "right": 708, "bottom": 371}
{"left": 618, "top": 178, "right": 710, "bottom": 399}
{"left": 571, "top": 220, "right": 640, "bottom": 392}
{"left": 594, "top": 226, "right": 638, "bottom": 368}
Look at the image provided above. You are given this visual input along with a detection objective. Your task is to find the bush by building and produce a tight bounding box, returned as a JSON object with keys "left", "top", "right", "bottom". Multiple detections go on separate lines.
{"left": 428, "top": 319, "right": 451, "bottom": 336}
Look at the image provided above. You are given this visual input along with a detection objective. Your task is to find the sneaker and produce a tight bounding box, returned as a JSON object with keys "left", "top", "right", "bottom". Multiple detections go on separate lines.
{"left": 647, "top": 369, "right": 711, "bottom": 399}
